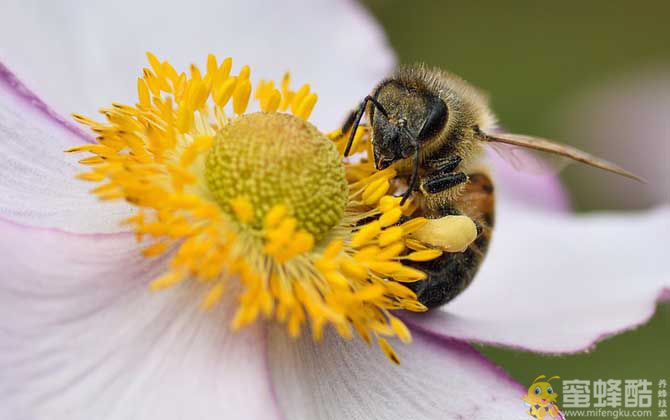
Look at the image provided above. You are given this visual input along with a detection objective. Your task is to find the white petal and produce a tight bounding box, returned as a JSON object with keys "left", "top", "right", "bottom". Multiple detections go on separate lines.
{"left": 0, "top": 220, "right": 280, "bottom": 420}
{"left": 268, "top": 326, "right": 528, "bottom": 420}
{"left": 0, "top": 0, "right": 394, "bottom": 131}
{"left": 403, "top": 204, "right": 670, "bottom": 353}
{"left": 0, "top": 67, "right": 132, "bottom": 232}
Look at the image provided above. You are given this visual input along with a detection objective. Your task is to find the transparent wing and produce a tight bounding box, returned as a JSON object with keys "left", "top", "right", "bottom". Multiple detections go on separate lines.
{"left": 487, "top": 140, "right": 571, "bottom": 175}
{"left": 482, "top": 132, "right": 644, "bottom": 182}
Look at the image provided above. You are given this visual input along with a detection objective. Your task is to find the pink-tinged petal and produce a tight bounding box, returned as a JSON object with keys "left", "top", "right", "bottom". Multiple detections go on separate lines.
{"left": 486, "top": 148, "right": 571, "bottom": 212}
{"left": 0, "top": 70, "right": 132, "bottom": 232}
{"left": 0, "top": 62, "right": 93, "bottom": 143}
{"left": 0, "top": 219, "right": 280, "bottom": 420}
{"left": 268, "top": 326, "right": 528, "bottom": 420}
{"left": 402, "top": 204, "right": 669, "bottom": 353}
{"left": 0, "top": 0, "right": 394, "bottom": 131}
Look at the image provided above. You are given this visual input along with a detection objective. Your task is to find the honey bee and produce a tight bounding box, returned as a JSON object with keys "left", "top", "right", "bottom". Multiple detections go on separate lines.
{"left": 343, "top": 64, "right": 641, "bottom": 309}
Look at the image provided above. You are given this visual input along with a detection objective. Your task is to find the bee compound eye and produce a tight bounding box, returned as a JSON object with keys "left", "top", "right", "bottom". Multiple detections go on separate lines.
{"left": 535, "top": 387, "right": 541, "bottom": 395}
{"left": 547, "top": 388, "right": 553, "bottom": 394}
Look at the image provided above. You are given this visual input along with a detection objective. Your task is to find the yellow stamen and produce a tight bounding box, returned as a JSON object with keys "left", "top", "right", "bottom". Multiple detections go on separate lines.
{"left": 233, "top": 79, "right": 252, "bottom": 114}
{"left": 296, "top": 93, "right": 318, "bottom": 120}
{"left": 405, "top": 249, "right": 443, "bottom": 261}
{"left": 69, "top": 53, "right": 472, "bottom": 363}
{"left": 214, "top": 77, "right": 237, "bottom": 107}
{"left": 389, "top": 266, "right": 428, "bottom": 282}
{"left": 379, "top": 195, "right": 402, "bottom": 212}
{"left": 377, "top": 242, "right": 405, "bottom": 260}
{"left": 202, "top": 283, "right": 226, "bottom": 310}
{"left": 399, "top": 217, "right": 429, "bottom": 234}
{"left": 290, "top": 84, "right": 310, "bottom": 114}
{"left": 362, "top": 177, "right": 390, "bottom": 205}
{"left": 379, "top": 207, "right": 403, "bottom": 227}
{"left": 351, "top": 221, "right": 381, "bottom": 248}
{"left": 390, "top": 316, "right": 412, "bottom": 344}
{"left": 265, "top": 204, "right": 289, "bottom": 229}
{"left": 150, "top": 272, "right": 185, "bottom": 291}
{"left": 379, "top": 226, "right": 403, "bottom": 247}
{"left": 231, "top": 196, "right": 254, "bottom": 223}
{"left": 142, "top": 242, "right": 169, "bottom": 257}
{"left": 378, "top": 337, "right": 400, "bottom": 365}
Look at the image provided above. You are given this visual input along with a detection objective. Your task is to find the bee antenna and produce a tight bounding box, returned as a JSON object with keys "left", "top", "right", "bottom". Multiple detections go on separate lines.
{"left": 532, "top": 375, "right": 547, "bottom": 384}
{"left": 400, "top": 125, "right": 419, "bottom": 206}
{"left": 344, "top": 95, "right": 388, "bottom": 157}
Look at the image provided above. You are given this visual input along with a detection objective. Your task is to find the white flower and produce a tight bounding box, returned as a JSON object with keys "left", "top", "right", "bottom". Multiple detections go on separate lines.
{"left": 0, "top": 1, "right": 667, "bottom": 419}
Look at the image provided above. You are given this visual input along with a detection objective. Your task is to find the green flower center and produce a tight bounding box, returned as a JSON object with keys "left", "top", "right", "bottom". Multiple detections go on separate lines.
{"left": 205, "top": 112, "right": 348, "bottom": 240}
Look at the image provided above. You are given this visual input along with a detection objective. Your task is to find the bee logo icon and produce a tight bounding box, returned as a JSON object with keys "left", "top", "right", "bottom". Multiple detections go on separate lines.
{"left": 523, "top": 375, "right": 565, "bottom": 420}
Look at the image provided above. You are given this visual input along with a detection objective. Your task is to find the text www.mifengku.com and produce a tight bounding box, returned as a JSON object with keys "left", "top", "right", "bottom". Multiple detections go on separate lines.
{"left": 561, "top": 407, "right": 653, "bottom": 419}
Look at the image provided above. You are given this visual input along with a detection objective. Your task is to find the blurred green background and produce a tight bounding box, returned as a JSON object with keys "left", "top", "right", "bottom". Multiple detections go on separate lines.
{"left": 362, "top": 1, "right": 669, "bottom": 418}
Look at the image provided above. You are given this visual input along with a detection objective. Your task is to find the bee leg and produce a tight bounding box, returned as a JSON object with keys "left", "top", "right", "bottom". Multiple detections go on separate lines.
{"left": 421, "top": 171, "right": 468, "bottom": 194}
{"left": 425, "top": 155, "right": 462, "bottom": 172}
{"left": 333, "top": 108, "right": 369, "bottom": 142}
{"left": 341, "top": 107, "right": 358, "bottom": 134}
{"left": 407, "top": 172, "right": 494, "bottom": 308}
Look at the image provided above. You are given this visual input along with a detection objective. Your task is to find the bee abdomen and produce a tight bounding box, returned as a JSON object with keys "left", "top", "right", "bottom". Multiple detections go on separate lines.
{"left": 407, "top": 172, "right": 495, "bottom": 308}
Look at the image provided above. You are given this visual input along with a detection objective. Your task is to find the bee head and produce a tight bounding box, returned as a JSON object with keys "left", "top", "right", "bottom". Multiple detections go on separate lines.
{"left": 343, "top": 80, "right": 448, "bottom": 204}
{"left": 369, "top": 81, "right": 448, "bottom": 170}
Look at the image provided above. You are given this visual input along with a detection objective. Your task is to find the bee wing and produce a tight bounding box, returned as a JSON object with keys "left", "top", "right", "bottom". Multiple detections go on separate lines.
{"left": 481, "top": 132, "right": 644, "bottom": 182}
{"left": 486, "top": 140, "right": 569, "bottom": 175}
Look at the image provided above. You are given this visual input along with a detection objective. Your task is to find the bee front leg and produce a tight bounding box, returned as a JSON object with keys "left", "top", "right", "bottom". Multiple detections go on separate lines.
{"left": 341, "top": 107, "right": 359, "bottom": 134}
{"left": 333, "top": 107, "right": 370, "bottom": 146}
